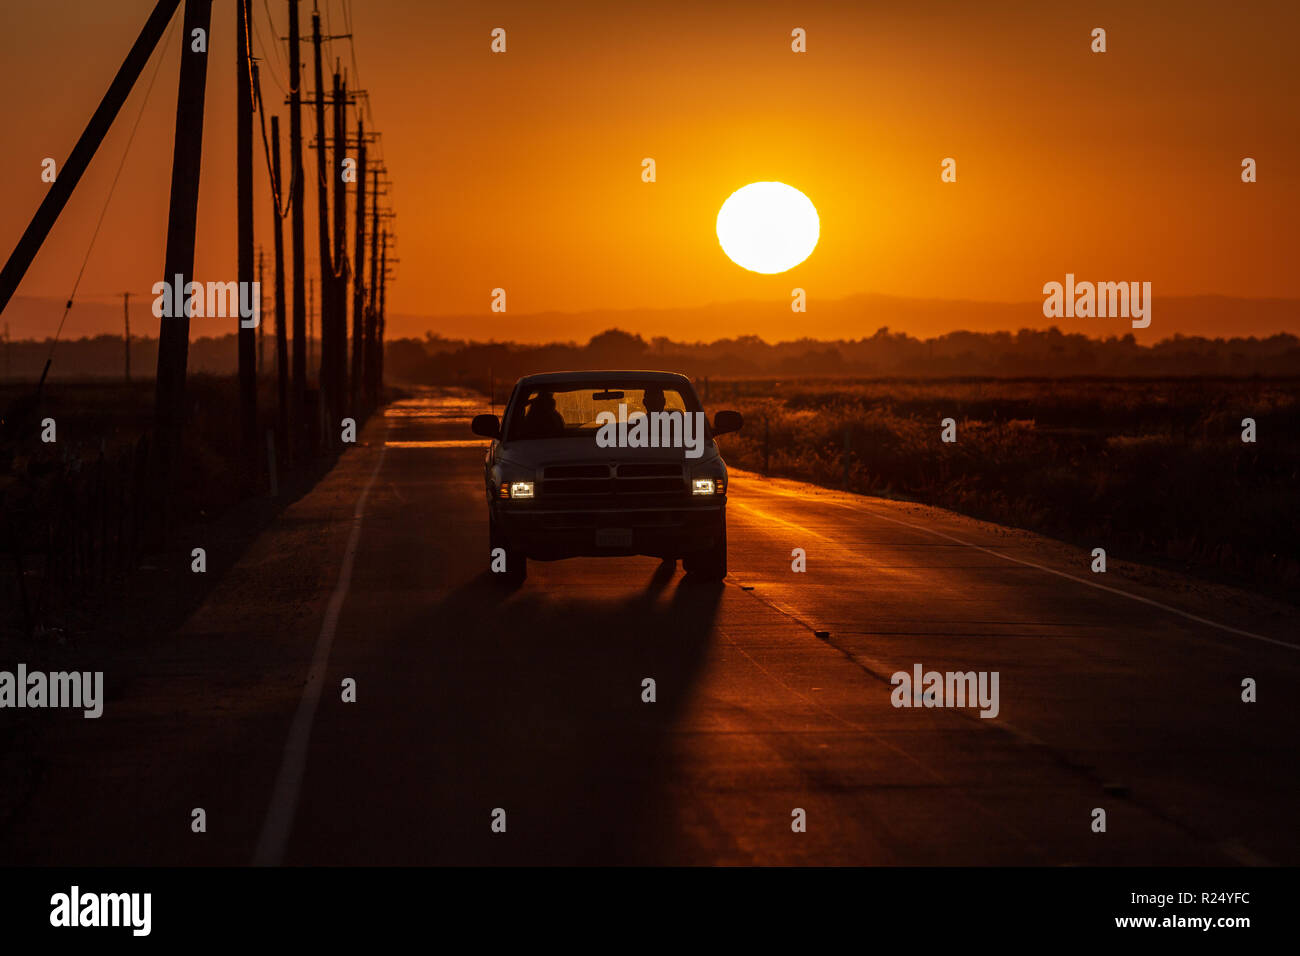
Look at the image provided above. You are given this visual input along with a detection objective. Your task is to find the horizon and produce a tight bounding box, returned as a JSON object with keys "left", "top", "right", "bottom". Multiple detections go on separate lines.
{"left": 5, "top": 289, "right": 1299, "bottom": 346}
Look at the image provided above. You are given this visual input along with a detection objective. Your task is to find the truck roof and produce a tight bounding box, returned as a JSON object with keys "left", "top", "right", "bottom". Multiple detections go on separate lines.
{"left": 515, "top": 370, "right": 694, "bottom": 387}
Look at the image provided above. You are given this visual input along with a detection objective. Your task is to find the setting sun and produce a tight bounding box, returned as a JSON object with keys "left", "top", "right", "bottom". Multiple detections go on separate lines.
{"left": 715, "top": 182, "right": 820, "bottom": 275}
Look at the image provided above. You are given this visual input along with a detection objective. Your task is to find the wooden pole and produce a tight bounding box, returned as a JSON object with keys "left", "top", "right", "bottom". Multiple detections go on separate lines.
{"left": 122, "top": 292, "right": 131, "bottom": 382}
{"left": 310, "top": 9, "right": 333, "bottom": 422}
{"left": 257, "top": 246, "right": 265, "bottom": 376}
{"left": 0, "top": 0, "right": 182, "bottom": 315}
{"left": 155, "top": 0, "right": 213, "bottom": 449}
{"left": 350, "top": 118, "right": 366, "bottom": 412}
{"left": 331, "top": 69, "right": 348, "bottom": 412}
{"left": 287, "top": 0, "right": 307, "bottom": 438}
{"left": 237, "top": 0, "right": 257, "bottom": 454}
{"left": 365, "top": 166, "right": 379, "bottom": 403}
{"left": 377, "top": 227, "right": 387, "bottom": 392}
{"left": 271, "top": 115, "right": 289, "bottom": 452}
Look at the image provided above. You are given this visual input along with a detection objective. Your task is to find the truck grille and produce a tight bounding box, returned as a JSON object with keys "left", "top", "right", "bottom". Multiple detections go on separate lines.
{"left": 541, "top": 462, "right": 685, "bottom": 500}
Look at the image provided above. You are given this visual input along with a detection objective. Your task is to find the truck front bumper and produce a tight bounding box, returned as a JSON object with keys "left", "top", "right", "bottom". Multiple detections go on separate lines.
{"left": 493, "top": 500, "right": 725, "bottom": 560}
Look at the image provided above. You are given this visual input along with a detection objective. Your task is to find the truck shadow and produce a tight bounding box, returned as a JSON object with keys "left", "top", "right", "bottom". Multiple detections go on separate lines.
{"left": 330, "top": 567, "right": 724, "bottom": 865}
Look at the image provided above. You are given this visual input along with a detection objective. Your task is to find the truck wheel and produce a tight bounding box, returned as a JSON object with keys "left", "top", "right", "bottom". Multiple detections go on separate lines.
{"left": 683, "top": 520, "right": 727, "bottom": 580}
{"left": 489, "top": 516, "right": 527, "bottom": 584}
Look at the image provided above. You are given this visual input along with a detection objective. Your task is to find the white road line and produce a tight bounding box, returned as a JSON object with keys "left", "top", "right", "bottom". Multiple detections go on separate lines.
{"left": 252, "top": 444, "right": 388, "bottom": 866}
{"left": 834, "top": 500, "right": 1298, "bottom": 652}
{"left": 737, "top": 474, "right": 1296, "bottom": 652}
{"left": 731, "top": 486, "right": 1283, "bottom": 865}
{"left": 1218, "top": 839, "right": 1273, "bottom": 867}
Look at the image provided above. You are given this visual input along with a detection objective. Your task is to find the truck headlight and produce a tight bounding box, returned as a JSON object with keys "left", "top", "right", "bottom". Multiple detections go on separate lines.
{"left": 509, "top": 481, "right": 535, "bottom": 499}
{"left": 692, "top": 478, "right": 716, "bottom": 495}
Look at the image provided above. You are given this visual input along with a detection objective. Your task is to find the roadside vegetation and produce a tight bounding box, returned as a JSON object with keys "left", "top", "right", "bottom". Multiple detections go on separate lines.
{"left": 707, "top": 377, "right": 1300, "bottom": 599}
{"left": 0, "top": 377, "right": 388, "bottom": 637}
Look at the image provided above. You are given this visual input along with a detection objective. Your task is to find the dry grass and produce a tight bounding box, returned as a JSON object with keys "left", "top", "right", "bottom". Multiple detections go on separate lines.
{"left": 709, "top": 377, "right": 1300, "bottom": 597}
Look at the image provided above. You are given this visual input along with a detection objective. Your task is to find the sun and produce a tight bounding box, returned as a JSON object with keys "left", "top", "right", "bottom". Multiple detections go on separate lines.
{"left": 716, "top": 181, "right": 819, "bottom": 274}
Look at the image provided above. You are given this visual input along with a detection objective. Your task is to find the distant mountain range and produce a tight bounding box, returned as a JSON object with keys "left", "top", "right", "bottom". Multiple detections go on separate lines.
{"left": 390, "top": 294, "right": 1299, "bottom": 345}
{"left": 4, "top": 292, "right": 1298, "bottom": 345}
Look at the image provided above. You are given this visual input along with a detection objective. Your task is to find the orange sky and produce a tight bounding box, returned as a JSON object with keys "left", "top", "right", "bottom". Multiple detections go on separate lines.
{"left": 1, "top": 0, "right": 1297, "bottom": 342}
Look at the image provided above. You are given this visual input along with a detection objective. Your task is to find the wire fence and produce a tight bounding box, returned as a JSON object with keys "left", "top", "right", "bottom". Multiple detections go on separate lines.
{"left": 4, "top": 432, "right": 153, "bottom": 633}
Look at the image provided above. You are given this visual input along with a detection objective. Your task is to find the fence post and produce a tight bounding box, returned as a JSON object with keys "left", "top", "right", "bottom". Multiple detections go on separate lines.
{"left": 843, "top": 426, "right": 852, "bottom": 489}
{"left": 266, "top": 428, "right": 279, "bottom": 498}
{"left": 763, "top": 417, "right": 770, "bottom": 476}
{"left": 97, "top": 452, "right": 107, "bottom": 583}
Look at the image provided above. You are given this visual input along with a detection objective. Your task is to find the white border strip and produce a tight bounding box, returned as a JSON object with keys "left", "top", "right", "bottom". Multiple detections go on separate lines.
{"left": 820, "top": 494, "right": 1298, "bottom": 651}
{"left": 253, "top": 445, "right": 388, "bottom": 865}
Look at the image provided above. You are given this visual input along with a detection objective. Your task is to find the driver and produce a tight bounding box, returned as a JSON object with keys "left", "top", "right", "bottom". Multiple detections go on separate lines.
{"left": 520, "top": 389, "right": 566, "bottom": 438}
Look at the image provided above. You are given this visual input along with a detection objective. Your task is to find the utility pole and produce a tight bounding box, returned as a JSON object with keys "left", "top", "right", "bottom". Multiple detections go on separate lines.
{"left": 287, "top": 0, "right": 307, "bottom": 439}
{"left": 271, "top": 115, "right": 289, "bottom": 449}
{"left": 308, "top": 275, "right": 314, "bottom": 373}
{"left": 122, "top": 292, "right": 131, "bottom": 382}
{"left": 155, "top": 0, "right": 213, "bottom": 454}
{"left": 0, "top": 0, "right": 182, "bottom": 316}
{"left": 365, "top": 166, "right": 379, "bottom": 403}
{"left": 257, "top": 246, "right": 265, "bottom": 376}
{"left": 377, "top": 227, "right": 387, "bottom": 392}
{"left": 237, "top": 0, "right": 257, "bottom": 455}
{"left": 350, "top": 117, "right": 366, "bottom": 412}
{"left": 310, "top": 7, "right": 333, "bottom": 425}
{"left": 331, "top": 68, "right": 348, "bottom": 411}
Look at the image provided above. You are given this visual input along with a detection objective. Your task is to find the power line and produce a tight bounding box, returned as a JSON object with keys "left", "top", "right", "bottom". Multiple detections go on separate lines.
{"left": 319, "top": 0, "right": 337, "bottom": 83}
{"left": 261, "top": 0, "right": 288, "bottom": 74}
{"left": 253, "top": 61, "right": 294, "bottom": 219}
{"left": 244, "top": 1, "right": 293, "bottom": 223}
{"left": 341, "top": 0, "right": 368, "bottom": 124}
{"left": 249, "top": 12, "right": 288, "bottom": 96}
{"left": 45, "top": 8, "right": 180, "bottom": 366}
{"left": 339, "top": 0, "right": 386, "bottom": 176}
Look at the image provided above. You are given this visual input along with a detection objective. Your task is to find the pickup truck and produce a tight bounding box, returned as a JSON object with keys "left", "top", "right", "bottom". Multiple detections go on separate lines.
{"left": 470, "top": 370, "right": 743, "bottom": 583}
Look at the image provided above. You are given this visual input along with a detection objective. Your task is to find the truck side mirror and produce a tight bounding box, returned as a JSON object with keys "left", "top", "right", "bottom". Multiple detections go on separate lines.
{"left": 712, "top": 410, "right": 743, "bottom": 436}
{"left": 471, "top": 414, "right": 501, "bottom": 439}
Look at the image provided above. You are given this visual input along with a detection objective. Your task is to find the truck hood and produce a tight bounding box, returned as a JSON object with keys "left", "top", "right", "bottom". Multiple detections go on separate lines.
{"left": 497, "top": 438, "right": 720, "bottom": 469}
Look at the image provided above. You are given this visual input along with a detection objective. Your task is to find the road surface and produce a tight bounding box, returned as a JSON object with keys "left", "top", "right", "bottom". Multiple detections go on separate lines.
{"left": 4, "top": 389, "right": 1296, "bottom": 866}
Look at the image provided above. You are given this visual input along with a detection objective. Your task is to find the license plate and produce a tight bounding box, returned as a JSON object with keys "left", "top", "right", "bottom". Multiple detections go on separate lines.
{"left": 596, "top": 528, "right": 633, "bottom": 548}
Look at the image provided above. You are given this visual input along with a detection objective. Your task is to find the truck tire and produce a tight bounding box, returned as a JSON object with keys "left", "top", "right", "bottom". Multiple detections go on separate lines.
{"left": 489, "top": 515, "right": 527, "bottom": 584}
{"left": 683, "top": 519, "right": 726, "bottom": 581}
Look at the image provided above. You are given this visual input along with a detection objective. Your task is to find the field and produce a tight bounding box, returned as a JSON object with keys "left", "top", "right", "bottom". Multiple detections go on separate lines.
{"left": 707, "top": 377, "right": 1300, "bottom": 598}
{"left": 0, "top": 376, "right": 379, "bottom": 636}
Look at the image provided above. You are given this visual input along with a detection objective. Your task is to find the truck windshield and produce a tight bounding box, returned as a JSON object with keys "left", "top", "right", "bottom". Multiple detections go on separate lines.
{"left": 505, "top": 383, "right": 695, "bottom": 441}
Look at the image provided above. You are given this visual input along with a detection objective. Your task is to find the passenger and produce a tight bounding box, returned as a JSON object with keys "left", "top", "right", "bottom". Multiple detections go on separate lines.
{"left": 520, "top": 390, "right": 566, "bottom": 438}
{"left": 641, "top": 386, "right": 667, "bottom": 415}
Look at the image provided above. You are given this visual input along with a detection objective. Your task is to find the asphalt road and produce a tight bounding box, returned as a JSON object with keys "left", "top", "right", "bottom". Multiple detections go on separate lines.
{"left": 4, "top": 389, "right": 1296, "bottom": 866}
